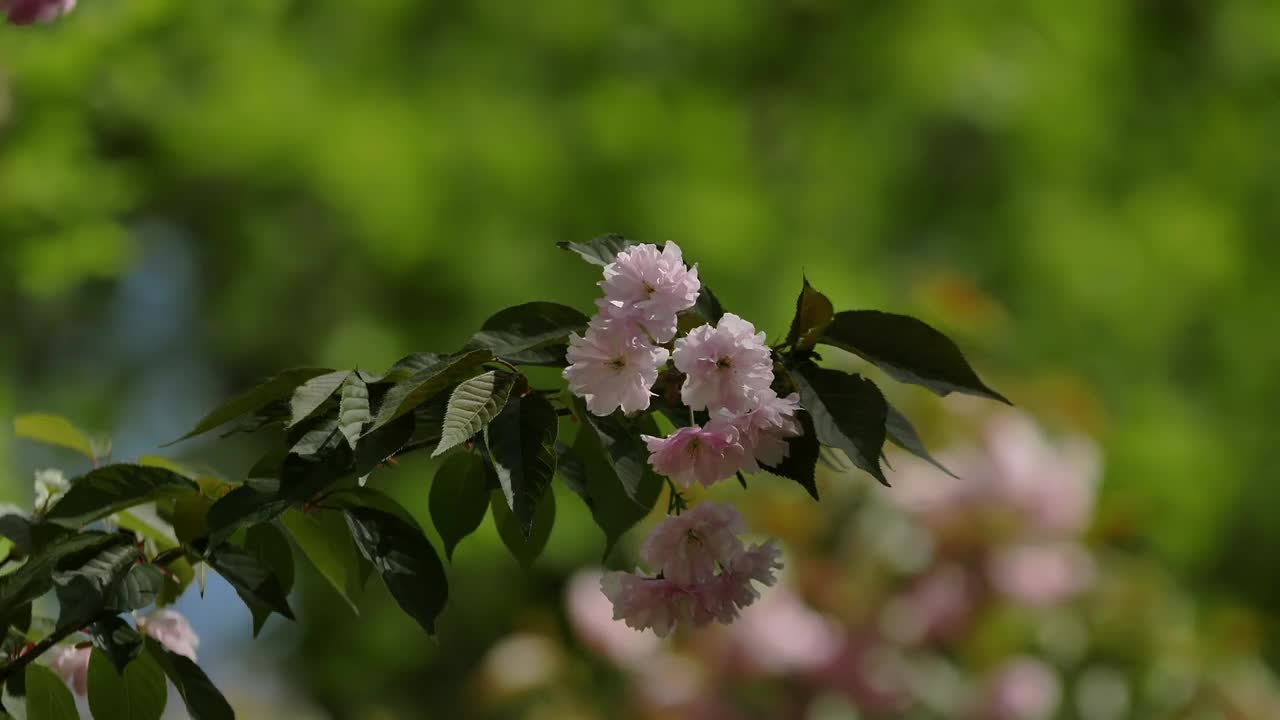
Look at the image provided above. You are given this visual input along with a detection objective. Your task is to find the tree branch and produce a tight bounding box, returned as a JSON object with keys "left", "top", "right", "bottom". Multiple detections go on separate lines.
{"left": 0, "top": 610, "right": 111, "bottom": 685}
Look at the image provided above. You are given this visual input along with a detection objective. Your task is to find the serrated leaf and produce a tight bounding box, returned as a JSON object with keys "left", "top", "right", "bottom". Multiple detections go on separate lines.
{"left": 243, "top": 523, "right": 295, "bottom": 636}
{"left": 555, "top": 234, "right": 633, "bottom": 266}
{"left": 337, "top": 374, "right": 371, "bottom": 448}
{"left": 428, "top": 453, "right": 491, "bottom": 560}
{"left": 432, "top": 372, "right": 515, "bottom": 458}
{"left": 287, "top": 371, "right": 350, "bottom": 428}
{"left": 761, "top": 411, "right": 821, "bottom": 500}
{"left": 785, "top": 276, "right": 835, "bottom": 351}
{"left": 144, "top": 638, "right": 233, "bottom": 720}
{"left": 343, "top": 504, "right": 448, "bottom": 637}
{"left": 205, "top": 542, "right": 294, "bottom": 621}
{"left": 570, "top": 412, "right": 661, "bottom": 560}
{"left": 819, "top": 311, "right": 1009, "bottom": 404}
{"left": 466, "top": 302, "right": 590, "bottom": 366}
{"left": 483, "top": 393, "right": 558, "bottom": 537}
{"left": 885, "top": 404, "right": 958, "bottom": 478}
{"left": 24, "top": 663, "right": 78, "bottom": 720}
{"left": 280, "top": 509, "right": 369, "bottom": 614}
{"left": 13, "top": 414, "right": 98, "bottom": 460}
{"left": 167, "top": 367, "right": 333, "bottom": 445}
{"left": 490, "top": 488, "right": 555, "bottom": 570}
{"left": 789, "top": 365, "right": 890, "bottom": 486}
{"left": 43, "top": 465, "right": 198, "bottom": 528}
{"left": 87, "top": 648, "right": 167, "bottom": 720}
{"left": 368, "top": 350, "right": 492, "bottom": 433}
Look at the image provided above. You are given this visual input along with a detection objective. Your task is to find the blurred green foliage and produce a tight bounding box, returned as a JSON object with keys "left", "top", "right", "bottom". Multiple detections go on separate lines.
{"left": 4, "top": 0, "right": 1280, "bottom": 717}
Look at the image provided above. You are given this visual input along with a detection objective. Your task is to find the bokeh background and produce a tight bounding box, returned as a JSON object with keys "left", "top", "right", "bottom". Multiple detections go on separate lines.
{"left": 4, "top": 1, "right": 1280, "bottom": 718}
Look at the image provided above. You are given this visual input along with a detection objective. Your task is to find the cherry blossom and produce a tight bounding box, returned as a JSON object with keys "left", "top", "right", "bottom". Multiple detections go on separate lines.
{"left": 640, "top": 502, "right": 746, "bottom": 584}
{"left": 642, "top": 419, "right": 745, "bottom": 488}
{"left": 731, "top": 388, "right": 802, "bottom": 472}
{"left": 48, "top": 645, "right": 90, "bottom": 695}
{"left": 597, "top": 242, "right": 700, "bottom": 344}
{"left": 138, "top": 608, "right": 200, "bottom": 661}
{"left": 673, "top": 313, "right": 773, "bottom": 413}
{"left": 564, "top": 318, "right": 670, "bottom": 416}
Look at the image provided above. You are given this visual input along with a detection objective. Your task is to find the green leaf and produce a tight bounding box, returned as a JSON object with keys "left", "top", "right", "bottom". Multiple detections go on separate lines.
{"left": 337, "top": 374, "right": 371, "bottom": 448}
{"left": 789, "top": 365, "right": 890, "bottom": 486}
{"left": 171, "top": 495, "right": 214, "bottom": 546}
{"left": 322, "top": 487, "right": 419, "bottom": 527}
{"left": 144, "top": 638, "right": 233, "bottom": 720}
{"left": 287, "top": 371, "right": 350, "bottom": 428}
{"left": 166, "top": 367, "right": 333, "bottom": 445}
{"left": 579, "top": 410, "right": 653, "bottom": 503}
{"left": 466, "top": 302, "right": 590, "bottom": 366}
{"left": 885, "top": 404, "right": 957, "bottom": 478}
{"left": 490, "top": 487, "right": 555, "bottom": 570}
{"left": 761, "top": 410, "right": 822, "bottom": 500}
{"left": 368, "top": 350, "right": 493, "bottom": 433}
{"left": 54, "top": 541, "right": 141, "bottom": 629}
{"left": 107, "top": 564, "right": 167, "bottom": 612}
{"left": 13, "top": 414, "right": 98, "bottom": 460}
{"left": 555, "top": 234, "right": 632, "bottom": 266}
{"left": 89, "top": 616, "right": 144, "bottom": 673}
{"left": 369, "top": 353, "right": 446, "bottom": 384}
{"left": 483, "top": 393, "right": 558, "bottom": 537}
{"left": 432, "top": 371, "right": 515, "bottom": 458}
{"left": 243, "top": 523, "right": 295, "bottom": 636}
{"left": 205, "top": 542, "right": 294, "bottom": 621}
{"left": 570, "top": 414, "right": 661, "bottom": 560}
{"left": 43, "top": 465, "right": 198, "bottom": 528}
{"left": 87, "top": 648, "right": 167, "bottom": 720}
{"left": 818, "top": 311, "right": 1009, "bottom": 404}
{"left": 691, "top": 284, "right": 725, "bottom": 325}
{"left": 343, "top": 505, "right": 448, "bottom": 637}
{"left": 24, "top": 663, "right": 78, "bottom": 720}
{"left": 280, "top": 509, "right": 369, "bottom": 614}
{"left": 784, "top": 276, "right": 835, "bottom": 351}
{"left": 428, "top": 453, "right": 491, "bottom": 560}
{"left": 204, "top": 487, "right": 292, "bottom": 548}
{"left": 0, "top": 532, "right": 124, "bottom": 625}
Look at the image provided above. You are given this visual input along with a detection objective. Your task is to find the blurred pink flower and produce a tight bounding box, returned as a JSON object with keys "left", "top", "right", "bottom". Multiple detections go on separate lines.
{"left": 985, "top": 412, "right": 1100, "bottom": 536}
{"left": 732, "top": 389, "right": 802, "bottom": 472}
{"left": 884, "top": 564, "right": 979, "bottom": 645}
{"left": 988, "top": 542, "right": 1096, "bottom": 607}
{"left": 641, "top": 502, "right": 746, "bottom": 584}
{"left": 565, "top": 570, "right": 660, "bottom": 666}
{"left": 597, "top": 241, "right": 700, "bottom": 343}
{"left": 48, "top": 645, "right": 90, "bottom": 695}
{"left": 674, "top": 313, "right": 773, "bottom": 413}
{"left": 643, "top": 419, "right": 745, "bottom": 488}
{"left": 730, "top": 586, "right": 842, "bottom": 673}
{"left": 564, "top": 317, "right": 670, "bottom": 416}
{"left": 2, "top": 0, "right": 74, "bottom": 25}
{"left": 600, "top": 571, "right": 702, "bottom": 637}
{"left": 985, "top": 657, "right": 1062, "bottom": 720}
{"left": 138, "top": 608, "right": 199, "bottom": 661}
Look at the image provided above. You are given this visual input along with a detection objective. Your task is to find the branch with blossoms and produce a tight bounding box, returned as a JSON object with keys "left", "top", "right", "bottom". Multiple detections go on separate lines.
{"left": 0, "top": 236, "right": 1007, "bottom": 718}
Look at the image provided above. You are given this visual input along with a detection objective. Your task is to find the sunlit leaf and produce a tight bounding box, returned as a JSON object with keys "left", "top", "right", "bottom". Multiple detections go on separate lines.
{"left": 784, "top": 276, "right": 834, "bottom": 351}
{"left": 281, "top": 509, "right": 369, "bottom": 614}
{"left": 13, "top": 414, "right": 98, "bottom": 460}
{"left": 432, "top": 371, "right": 515, "bottom": 458}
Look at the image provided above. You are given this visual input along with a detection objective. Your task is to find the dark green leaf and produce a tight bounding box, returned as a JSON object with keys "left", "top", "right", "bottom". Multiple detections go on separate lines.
{"left": 108, "top": 565, "right": 167, "bottom": 612}
{"left": 819, "top": 311, "right": 1009, "bottom": 404}
{"left": 287, "top": 371, "right": 350, "bottom": 428}
{"left": 87, "top": 648, "right": 167, "bottom": 720}
{"left": 368, "top": 350, "right": 492, "bottom": 433}
{"left": 0, "top": 532, "right": 123, "bottom": 625}
{"left": 428, "top": 453, "right": 491, "bottom": 560}
{"left": 692, "top": 284, "right": 725, "bottom": 324}
{"left": 337, "top": 374, "right": 372, "bottom": 448}
{"left": 784, "top": 276, "right": 835, "bottom": 351}
{"left": 484, "top": 393, "right": 558, "bottom": 537}
{"left": 166, "top": 367, "right": 332, "bottom": 445}
{"left": 280, "top": 509, "right": 369, "bottom": 614}
{"left": 343, "top": 505, "right": 448, "bottom": 637}
{"left": 243, "top": 524, "right": 295, "bottom": 636}
{"left": 204, "top": 487, "right": 291, "bottom": 547}
{"left": 579, "top": 409, "right": 652, "bottom": 503}
{"left": 490, "top": 488, "right": 555, "bottom": 570}
{"left": 89, "top": 616, "right": 144, "bottom": 673}
{"left": 432, "top": 371, "right": 515, "bottom": 458}
{"left": 370, "top": 353, "right": 446, "bottom": 384}
{"left": 54, "top": 541, "right": 140, "bottom": 630}
{"left": 323, "top": 486, "right": 421, "bottom": 528}
{"left": 885, "top": 404, "right": 957, "bottom": 478}
{"left": 555, "top": 441, "right": 588, "bottom": 505}
{"left": 13, "top": 414, "right": 98, "bottom": 460}
{"left": 570, "top": 413, "right": 661, "bottom": 560}
{"left": 24, "top": 663, "right": 78, "bottom": 720}
{"left": 205, "top": 543, "right": 294, "bottom": 621}
{"left": 43, "top": 465, "right": 198, "bottom": 528}
{"left": 466, "top": 302, "right": 590, "bottom": 366}
{"left": 144, "top": 638, "right": 234, "bottom": 720}
{"left": 761, "top": 410, "right": 821, "bottom": 500}
{"left": 555, "top": 234, "right": 632, "bottom": 266}
{"left": 789, "top": 365, "right": 890, "bottom": 486}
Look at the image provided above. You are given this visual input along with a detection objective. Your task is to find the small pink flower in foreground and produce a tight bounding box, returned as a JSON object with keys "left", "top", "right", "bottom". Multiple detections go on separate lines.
{"left": 49, "top": 645, "right": 90, "bottom": 695}
{"left": 565, "top": 318, "right": 670, "bottom": 416}
{"left": 985, "top": 657, "right": 1062, "bottom": 720}
{"left": 2, "top": 0, "right": 74, "bottom": 25}
{"left": 732, "top": 389, "right": 802, "bottom": 472}
{"left": 642, "top": 419, "right": 744, "bottom": 488}
{"left": 565, "top": 570, "right": 660, "bottom": 666}
{"left": 673, "top": 313, "right": 773, "bottom": 413}
{"left": 988, "top": 542, "right": 1095, "bottom": 607}
{"left": 139, "top": 608, "right": 200, "bottom": 661}
{"left": 598, "top": 242, "right": 700, "bottom": 344}
{"left": 641, "top": 502, "right": 746, "bottom": 584}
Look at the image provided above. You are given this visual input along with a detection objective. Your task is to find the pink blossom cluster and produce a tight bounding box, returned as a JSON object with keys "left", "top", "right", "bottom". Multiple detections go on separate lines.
{"left": 48, "top": 609, "right": 198, "bottom": 695}
{"left": 564, "top": 242, "right": 700, "bottom": 415}
{"left": 600, "top": 503, "right": 781, "bottom": 637}
{"left": 1, "top": 0, "right": 74, "bottom": 25}
{"left": 645, "top": 314, "right": 802, "bottom": 487}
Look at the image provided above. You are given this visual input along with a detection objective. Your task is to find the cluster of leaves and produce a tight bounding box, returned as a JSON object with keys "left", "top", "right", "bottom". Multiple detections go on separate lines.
{"left": 0, "top": 237, "right": 1006, "bottom": 718}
